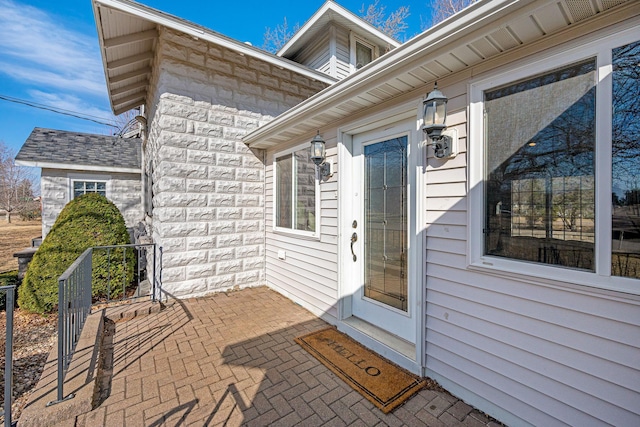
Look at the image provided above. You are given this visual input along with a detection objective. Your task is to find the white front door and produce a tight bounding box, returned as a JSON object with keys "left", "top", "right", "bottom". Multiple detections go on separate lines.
{"left": 348, "top": 127, "right": 416, "bottom": 343}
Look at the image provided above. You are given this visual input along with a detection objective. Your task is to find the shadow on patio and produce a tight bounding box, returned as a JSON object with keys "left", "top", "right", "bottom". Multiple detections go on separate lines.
{"left": 59, "top": 286, "right": 498, "bottom": 426}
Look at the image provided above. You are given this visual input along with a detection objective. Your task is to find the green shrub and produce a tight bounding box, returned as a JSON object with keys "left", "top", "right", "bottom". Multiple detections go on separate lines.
{"left": 18, "top": 193, "right": 134, "bottom": 314}
{"left": 0, "top": 271, "right": 19, "bottom": 310}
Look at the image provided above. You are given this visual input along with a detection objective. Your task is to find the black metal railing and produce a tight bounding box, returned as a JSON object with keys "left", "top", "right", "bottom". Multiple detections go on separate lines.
{"left": 48, "top": 243, "right": 159, "bottom": 405}
{"left": 0, "top": 285, "right": 16, "bottom": 427}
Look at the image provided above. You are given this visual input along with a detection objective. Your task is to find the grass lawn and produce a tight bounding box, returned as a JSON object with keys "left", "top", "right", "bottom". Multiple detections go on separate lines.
{"left": 0, "top": 219, "right": 41, "bottom": 273}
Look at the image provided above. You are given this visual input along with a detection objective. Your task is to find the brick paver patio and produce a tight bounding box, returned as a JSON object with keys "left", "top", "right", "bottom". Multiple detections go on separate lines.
{"left": 74, "top": 287, "right": 501, "bottom": 426}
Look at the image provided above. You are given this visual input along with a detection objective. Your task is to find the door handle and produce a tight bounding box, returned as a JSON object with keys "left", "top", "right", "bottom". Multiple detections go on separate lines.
{"left": 350, "top": 232, "right": 358, "bottom": 262}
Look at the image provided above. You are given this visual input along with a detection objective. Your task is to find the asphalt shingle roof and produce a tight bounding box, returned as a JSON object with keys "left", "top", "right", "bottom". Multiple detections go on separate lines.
{"left": 16, "top": 128, "right": 141, "bottom": 170}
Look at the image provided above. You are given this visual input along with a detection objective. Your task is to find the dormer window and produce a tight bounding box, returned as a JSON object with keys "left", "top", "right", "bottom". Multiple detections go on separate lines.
{"left": 350, "top": 34, "right": 378, "bottom": 71}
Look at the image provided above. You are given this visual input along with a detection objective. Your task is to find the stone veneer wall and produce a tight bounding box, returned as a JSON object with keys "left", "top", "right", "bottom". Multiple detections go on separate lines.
{"left": 145, "top": 28, "right": 329, "bottom": 299}
{"left": 40, "top": 168, "right": 143, "bottom": 238}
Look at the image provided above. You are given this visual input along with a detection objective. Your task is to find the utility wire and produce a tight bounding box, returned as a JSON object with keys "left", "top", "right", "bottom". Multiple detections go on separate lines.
{"left": 0, "top": 94, "right": 120, "bottom": 128}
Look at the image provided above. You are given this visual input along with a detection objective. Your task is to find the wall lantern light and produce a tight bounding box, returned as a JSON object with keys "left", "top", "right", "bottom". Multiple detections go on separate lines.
{"left": 310, "top": 131, "right": 332, "bottom": 177}
{"left": 423, "top": 83, "right": 453, "bottom": 158}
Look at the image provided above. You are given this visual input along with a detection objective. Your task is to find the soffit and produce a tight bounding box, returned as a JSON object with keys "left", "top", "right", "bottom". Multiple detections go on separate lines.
{"left": 246, "top": 0, "right": 635, "bottom": 149}
{"left": 92, "top": 0, "right": 337, "bottom": 117}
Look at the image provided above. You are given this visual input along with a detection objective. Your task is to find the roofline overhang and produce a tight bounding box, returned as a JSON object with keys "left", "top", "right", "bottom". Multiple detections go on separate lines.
{"left": 277, "top": 0, "right": 401, "bottom": 58}
{"left": 16, "top": 160, "right": 141, "bottom": 174}
{"left": 92, "top": 0, "right": 337, "bottom": 115}
{"left": 245, "top": 0, "right": 540, "bottom": 148}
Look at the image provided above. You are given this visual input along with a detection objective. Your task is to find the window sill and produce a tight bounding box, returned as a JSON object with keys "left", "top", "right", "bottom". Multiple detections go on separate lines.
{"left": 272, "top": 227, "right": 320, "bottom": 241}
{"left": 467, "top": 256, "right": 640, "bottom": 301}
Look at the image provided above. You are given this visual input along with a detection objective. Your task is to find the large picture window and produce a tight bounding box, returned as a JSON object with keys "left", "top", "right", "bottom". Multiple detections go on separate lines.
{"left": 484, "top": 60, "right": 596, "bottom": 270}
{"left": 274, "top": 145, "right": 318, "bottom": 234}
{"left": 470, "top": 29, "right": 640, "bottom": 293}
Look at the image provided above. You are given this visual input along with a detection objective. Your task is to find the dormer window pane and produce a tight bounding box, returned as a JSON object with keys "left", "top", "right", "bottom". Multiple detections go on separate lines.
{"left": 356, "top": 41, "right": 372, "bottom": 69}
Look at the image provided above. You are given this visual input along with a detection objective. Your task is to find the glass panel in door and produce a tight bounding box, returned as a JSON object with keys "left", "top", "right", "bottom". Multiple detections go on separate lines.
{"left": 363, "top": 137, "right": 407, "bottom": 311}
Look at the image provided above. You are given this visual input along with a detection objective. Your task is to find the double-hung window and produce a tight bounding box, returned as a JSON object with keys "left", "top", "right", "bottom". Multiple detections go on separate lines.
{"left": 274, "top": 144, "right": 318, "bottom": 236}
{"left": 470, "top": 26, "right": 640, "bottom": 294}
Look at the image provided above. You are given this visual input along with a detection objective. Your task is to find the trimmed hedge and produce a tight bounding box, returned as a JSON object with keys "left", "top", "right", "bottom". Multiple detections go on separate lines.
{"left": 18, "top": 193, "right": 134, "bottom": 314}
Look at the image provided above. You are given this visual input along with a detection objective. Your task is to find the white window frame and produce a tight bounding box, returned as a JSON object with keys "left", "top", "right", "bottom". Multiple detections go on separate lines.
{"left": 68, "top": 173, "right": 111, "bottom": 202}
{"left": 349, "top": 33, "right": 378, "bottom": 72}
{"left": 469, "top": 25, "right": 640, "bottom": 295}
{"left": 272, "top": 143, "right": 320, "bottom": 238}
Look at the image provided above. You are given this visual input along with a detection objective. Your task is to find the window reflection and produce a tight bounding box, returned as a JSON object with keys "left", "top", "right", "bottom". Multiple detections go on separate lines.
{"left": 612, "top": 40, "right": 640, "bottom": 278}
{"left": 484, "top": 60, "right": 596, "bottom": 270}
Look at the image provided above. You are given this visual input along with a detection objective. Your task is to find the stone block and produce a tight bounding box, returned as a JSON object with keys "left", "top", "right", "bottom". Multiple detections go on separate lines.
{"left": 208, "top": 248, "right": 235, "bottom": 262}
{"left": 157, "top": 145, "right": 187, "bottom": 163}
{"left": 236, "top": 195, "right": 261, "bottom": 207}
{"left": 156, "top": 221, "right": 207, "bottom": 238}
{"left": 163, "top": 250, "right": 208, "bottom": 267}
{"left": 187, "top": 236, "right": 217, "bottom": 251}
{"left": 163, "top": 131, "right": 209, "bottom": 150}
{"left": 216, "top": 260, "right": 243, "bottom": 275}
{"left": 216, "top": 181, "right": 242, "bottom": 194}
{"left": 194, "top": 122, "right": 223, "bottom": 138}
{"left": 243, "top": 233, "right": 264, "bottom": 245}
{"left": 170, "top": 278, "right": 208, "bottom": 297}
{"left": 234, "top": 66, "right": 257, "bottom": 82}
{"left": 217, "top": 234, "right": 243, "bottom": 248}
{"left": 159, "top": 238, "right": 186, "bottom": 252}
{"left": 153, "top": 207, "right": 186, "bottom": 222}
{"left": 243, "top": 258, "right": 264, "bottom": 270}
{"left": 236, "top": 245, "right": 261, "bottom": 258}
{"left": 157, "top": 162, "right": 208, "bottom": 180}
{"left": 236, "top": 168, "right": 262, "bottom": 182}
{"left": 217, "top": 153, "right": 243, "bottom": 167}
{"left": 243, "top": 208, "right": 264, "bottom": 220}
{"left": 208, "top": 167, "right": 235, "bottom": 180}
{"left": 186, "top": 263, "right": 215, "bottom": 279}
{"left": 280, "top": 81, "right": 300, "bottom": 95}
{"left": 154, "top": 192, "right": 208, "bottom": 208}
{"left": 161, "top": 266, "right": 186, "bottom": 282}
{"left": 208, "top": 114, "right": 234, "bottom": 126}
{"left": 236, "top": 270, "right": 261, "bottom": 285}
{"left": 217, "top": 208, "right": 242, "bottom": 220}
{"left": 242, "top": 182, "right": 264, "bottom": 194}
{"left": 155, "top": 177, "right": 186, "bottom": 193}
{"left": 159, "top": 101, "right": 208, "bottom": 122}
{"left": 257, "top": 74, "right": 278, "bottom": 88}
{"left": 209, "top": 138, "right": 235, "bottom": 153}
{"left": 208, "top": 274, "right": 235, "bottom": 291}
{"left": 209, "top": 221, "right": 235, "bottom": 235}
{"left": 235, "top": 221, "right": 261, "bottom": 233}
{"left": 158, "top": 115, "right": 187, "bottom": 133}
{"left": 186, "top": 179, "right": 216, "bottom": 193}
{"left": 187, "top": 149, "right": 215, "bottom": 164}
{"left": 208, "top": 194, "right": 235, "bottom": 207}
{"left": 185, "top": 207, "right": 216, "bottom": 221}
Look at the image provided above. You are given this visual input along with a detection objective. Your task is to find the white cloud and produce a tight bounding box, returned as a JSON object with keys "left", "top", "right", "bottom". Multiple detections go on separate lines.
{"left": 26, "top": 90, "right": 116, "bottom": 125}
{"left": 0, "top": 0, "right": 107, "bottom": 97}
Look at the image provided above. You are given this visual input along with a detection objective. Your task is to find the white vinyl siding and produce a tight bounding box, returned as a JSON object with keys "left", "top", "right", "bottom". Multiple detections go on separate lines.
{"left": 265, "top": 140, "right": 339, "bottom": 321}
{"left": 335, "top": 26, "right": 351, "bottom": 80}
{"left": 424, "top": 26, "right": 640, "bottom": 426}
{"left": 290, "top": 32, "right": 331, "bottom": 76}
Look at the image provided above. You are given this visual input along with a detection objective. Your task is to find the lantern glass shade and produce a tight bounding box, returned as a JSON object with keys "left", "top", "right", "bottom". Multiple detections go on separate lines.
{"left": 310, "top": 132, "right": 326, "bottom": 166}
{"left": 423, "top": 86, "right": 448, "bottom": 137}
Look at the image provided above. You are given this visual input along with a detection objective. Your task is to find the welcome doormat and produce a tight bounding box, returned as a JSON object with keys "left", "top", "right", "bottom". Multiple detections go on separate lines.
{"left": 295, "top": 327, "right": 426, "bottom": 413}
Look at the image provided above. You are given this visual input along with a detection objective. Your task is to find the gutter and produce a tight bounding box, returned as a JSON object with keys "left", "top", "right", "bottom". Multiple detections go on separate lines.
{"left": 244, "top": 0, "right": 531, "bottom": 147}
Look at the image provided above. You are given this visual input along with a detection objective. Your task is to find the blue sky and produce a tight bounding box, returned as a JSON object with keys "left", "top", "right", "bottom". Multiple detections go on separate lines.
{"left": 0, "top": 0, "right": 435, "bottom": 156}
